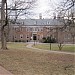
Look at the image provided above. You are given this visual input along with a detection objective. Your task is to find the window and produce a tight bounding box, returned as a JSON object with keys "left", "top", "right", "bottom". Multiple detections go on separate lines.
{"left": 30, "top": 27, "right": 33, "bottom": 31}
{"left": 38, "top": 28, "right": 39, "bottom": 31}
{"left": 14, "top": 35, "right": 17, "bottom": 38}
{"left": 41, "top": 28, "right": 43, "bottom": 31}
{"left": 20, "top": 34, "right": 23, "bottom": 39}
{"left": 53, "top": 29, "right": 56, "bottom": 32}
{"left": 35, "top": 27, "right": 37, "bottom": 31}
{"left": 33, "top": 28, "right": 35, "bottom": 31}
{"left": 65, "top": 34, "right": 70, "bottom": 39}
{"left": 26, "top": 28, "right": 29, "bottom": 31}
{"left": 20, "top": 27, "right": 23, "bottom": 31}
{"left": 15, "top": 28, "right": 16, "bottom": 31}
{"left": 68, "top": 34, "right": 71, "bottom": 39}
{"left": 27, "top": 35, "right": 29, "bottom": 38}
{"left": 47, "top": 27, "right": 49, "bottom": 30}
{"left": 34, "top": 21, "right": 37, "bottom": 25}
{"left": 65, "top": 34, "right": 67, "bottom": 39}
{"left": 47, "top": 21, "right": 50, "bottom": 25}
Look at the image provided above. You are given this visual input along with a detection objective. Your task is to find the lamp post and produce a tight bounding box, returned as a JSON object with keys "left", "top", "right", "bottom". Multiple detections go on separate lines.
{"left": 48, "top": 27, "right": 52, "bottom": 50}
{"left": 46, "top": 27, "right": 53, "bottom": 50}
{"left": 49, "top": 35, "right": 52, "bottom": 50}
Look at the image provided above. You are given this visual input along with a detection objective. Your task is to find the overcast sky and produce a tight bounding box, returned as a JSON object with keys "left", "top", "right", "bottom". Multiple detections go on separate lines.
{"left": 33, "top": 0, "right": 61, "bottom": 19}
{"left": 0, "top": 0, "right": 62, "bottom": 19}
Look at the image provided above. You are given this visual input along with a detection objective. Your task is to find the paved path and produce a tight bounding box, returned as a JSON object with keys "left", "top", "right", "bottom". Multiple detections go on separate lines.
{"left": 26, "top": 42, "right": 75, "bottom": 55}
{"left": 0, "top": 66, "right": 13, "bottom": 75}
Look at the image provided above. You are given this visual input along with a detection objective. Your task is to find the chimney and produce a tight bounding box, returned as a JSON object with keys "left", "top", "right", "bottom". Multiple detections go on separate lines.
{"left": 39, "top": 13, "right": 42, "bottom": 19}
{"left": 53, "top": 13, "right": 56, "bottom": 19}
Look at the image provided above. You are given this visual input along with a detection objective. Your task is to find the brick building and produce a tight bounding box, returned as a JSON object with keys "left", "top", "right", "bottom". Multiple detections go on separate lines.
{"left": 0, "top": 19, "right": 75, "bottom": 44}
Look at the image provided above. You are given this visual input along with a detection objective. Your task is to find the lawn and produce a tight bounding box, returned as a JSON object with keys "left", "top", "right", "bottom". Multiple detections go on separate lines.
{"left": 0, "top": 42, "right": 27, "bottom": 50}
{"left": 0, "top": 42, "right": 75, "bottom": 75}
{"left": 33, "top": 43, "right": 75, "bottom": 52}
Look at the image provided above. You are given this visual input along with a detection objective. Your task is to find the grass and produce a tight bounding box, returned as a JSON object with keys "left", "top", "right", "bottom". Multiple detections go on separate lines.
{"left": 0, "top": 42, "right": 27, "bottom": 50}
{"left": 0, "top": 42, "right": 75, "bottom": 75}
{"left": 7, "top": 42, "right": 27, "bottom": 50}
{"left": 33, "top": 43, "right": 75, "bottom": 52}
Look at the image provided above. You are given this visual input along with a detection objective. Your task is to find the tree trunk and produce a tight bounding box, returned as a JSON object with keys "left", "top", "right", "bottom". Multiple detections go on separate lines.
{"left": 72, "top": 36, "right": 75, "bottom": 44}
{"left": 1, "top": 0, "right": 8, "bottom": 50}
{"left": 1, "top": 28, "right": 7, "bottom": 50}
{"left": 58, "top": 43, "right": 63, "bottom": 50}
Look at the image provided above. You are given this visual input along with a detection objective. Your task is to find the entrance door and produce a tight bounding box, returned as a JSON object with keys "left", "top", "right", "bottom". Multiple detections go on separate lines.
{"left": 33, "top": 34, "right": 37, "bottom": 40}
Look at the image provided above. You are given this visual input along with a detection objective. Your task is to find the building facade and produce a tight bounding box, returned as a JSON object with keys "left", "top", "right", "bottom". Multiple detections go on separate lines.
{"left": 0, "top": 19, "right": 75, "bottom": 44}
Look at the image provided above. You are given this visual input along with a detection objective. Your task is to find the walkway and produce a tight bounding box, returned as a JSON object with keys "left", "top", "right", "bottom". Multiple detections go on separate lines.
{"left": 0, "top": 66, "right": 13, "bottom": 75}
{"left": 26, "top": 42, "right": 75, "bottom": 55}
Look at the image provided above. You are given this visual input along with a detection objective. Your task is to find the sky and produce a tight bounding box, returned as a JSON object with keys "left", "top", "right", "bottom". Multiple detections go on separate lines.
{"left": 0, "top": 0, "right": 62, "bottom": 19}
{"left": 33, "top": 0, "right": 61, "bottom": 19}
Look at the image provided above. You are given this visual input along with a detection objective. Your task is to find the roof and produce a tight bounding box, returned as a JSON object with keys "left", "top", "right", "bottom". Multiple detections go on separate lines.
{"left": 12, "top": 19, "right": 65, "bottom": 26}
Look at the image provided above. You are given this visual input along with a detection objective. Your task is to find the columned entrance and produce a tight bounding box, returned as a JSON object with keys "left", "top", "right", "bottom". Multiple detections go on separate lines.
{"left": 31, "top": 31, "right": 37, "bottom": 41}
{"left": 33, "top": 34, "right": 37, "bottom": 40}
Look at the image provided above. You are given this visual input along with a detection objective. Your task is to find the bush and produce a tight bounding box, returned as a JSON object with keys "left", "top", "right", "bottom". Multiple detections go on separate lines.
{"left": 14, "top": 40, "right": 26, "bottom": 42}
{"left": 42, "top": 37, "right": 57, "bottom": 43}
{"left": 15, "top": 40, "right": 18, "bottom": 42}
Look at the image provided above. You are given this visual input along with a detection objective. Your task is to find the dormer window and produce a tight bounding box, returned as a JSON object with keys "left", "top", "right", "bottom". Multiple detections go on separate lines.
{"left": 47, "top": 21, "right": 49, "bottom": 25}
{"left": 34, "top": 21, "right": 37, "bottom": 25}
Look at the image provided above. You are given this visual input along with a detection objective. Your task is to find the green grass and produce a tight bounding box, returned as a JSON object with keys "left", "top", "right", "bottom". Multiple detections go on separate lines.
{"left": 33, "top": 43, "right": 75, "bottom": 52}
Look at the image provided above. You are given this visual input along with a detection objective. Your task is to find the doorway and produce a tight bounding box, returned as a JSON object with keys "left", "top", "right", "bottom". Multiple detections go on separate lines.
{"left": 33, "top": 34, "right": 37, "bottom": 40}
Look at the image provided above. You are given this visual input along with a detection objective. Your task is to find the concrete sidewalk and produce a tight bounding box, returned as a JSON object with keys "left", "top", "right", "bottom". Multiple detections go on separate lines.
{"left": 0, "top": 66, "right": 13, "bottom": 75}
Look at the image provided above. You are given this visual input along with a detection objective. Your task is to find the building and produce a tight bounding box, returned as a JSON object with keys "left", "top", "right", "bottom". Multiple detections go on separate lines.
{"left": 0, "top": 18, "right": 75, "bottom": 44}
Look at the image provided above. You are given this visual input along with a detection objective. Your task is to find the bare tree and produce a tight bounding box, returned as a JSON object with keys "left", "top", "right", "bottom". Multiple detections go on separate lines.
{"left": 0, "top": 0, "right": 36, "bottom": 50}
{"left": 56, "top": 0, "right": 75, "bottom": 44}
{"left": 58, "top": 43, "right": 64, "bottom": 50}
{"left": 1, "top": 0, "right": 8, "bottom": 50}
{"left": 8, "top": 0, "right": 36, "bottom": 21}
